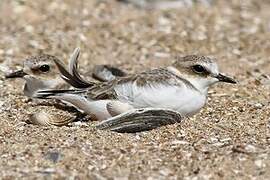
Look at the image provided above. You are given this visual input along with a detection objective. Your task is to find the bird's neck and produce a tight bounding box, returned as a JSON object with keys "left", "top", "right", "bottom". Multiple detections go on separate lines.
{"left": 166, "top": 66, "right": 209, "bottom": 95}
{"left": 23, "top": 76, "right": 65, "bottom": 97}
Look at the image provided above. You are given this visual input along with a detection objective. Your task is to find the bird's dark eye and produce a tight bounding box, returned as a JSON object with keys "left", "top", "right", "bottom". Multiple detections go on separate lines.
{"left": 192, "top": 65, "right": 205, "bottom": 73}
{"left": 39, "top": 64, "right": 50, "bottom": 72}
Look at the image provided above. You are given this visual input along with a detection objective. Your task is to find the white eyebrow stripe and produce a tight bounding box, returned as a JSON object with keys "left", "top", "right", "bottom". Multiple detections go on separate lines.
{"left": 200, "top": 62, "right": 219, "bottom": 75}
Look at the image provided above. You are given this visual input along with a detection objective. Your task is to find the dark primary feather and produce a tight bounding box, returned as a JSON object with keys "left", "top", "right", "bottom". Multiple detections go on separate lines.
{"left": 69, "top": 48, "right": 80, "bottom": 77}
{"left": 35, "top": 89, "right": 86, "bottom": 99}
{"left": 68, "top": 48, "right": 94, "bottom": 87}
{"left": 53, "top": 58, "right": 93, "bottom": 88}
{"left": 96, "top": 108, "right": 183, "bottom": 133}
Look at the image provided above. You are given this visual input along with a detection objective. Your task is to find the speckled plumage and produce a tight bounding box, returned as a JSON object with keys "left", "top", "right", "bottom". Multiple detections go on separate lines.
{"left": 86, "top": 68, "right": 197, "bottom": 100}
{"left": 5, "top": 54, "right": 67, "bottom": 98}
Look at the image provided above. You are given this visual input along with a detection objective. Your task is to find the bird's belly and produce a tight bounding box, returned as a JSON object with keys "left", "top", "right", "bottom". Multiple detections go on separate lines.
{"left": 173, "top": 92, "right": 206, "bottom": 116}
{"left": 116, "top": 84, "right": 206, "bottom": 116}
{"left": 136, "top": 91, "right": 206, "bottom": 116}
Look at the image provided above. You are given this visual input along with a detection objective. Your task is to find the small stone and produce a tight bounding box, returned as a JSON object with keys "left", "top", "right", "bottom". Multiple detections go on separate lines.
{"left": 45, "top": 151, "right": 62, "bottom": 163}
{"left": 254, "top": 103, "right": 263, "bottom": 109}
{"left": 74, "top": 121, "right": 88, "bottom": 127}
{"left": 245, "top": 144, "right": 257, "bottom": 153}
{"left": 171, "top": 140, "right": 189, "bottom": 145}
{"left": 159, "top": 168, "right": 172, "bottom": 176}
{"left": 254, "top": 159, "right": 264, "bottom": 168}
{"left": 220, "top": 138, "right": 231, "bottom": 142}
{"left": 25, "top": 25, "right": 34, "bottom": 33}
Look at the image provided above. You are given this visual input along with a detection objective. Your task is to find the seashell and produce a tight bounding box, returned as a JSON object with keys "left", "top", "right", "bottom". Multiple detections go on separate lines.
{"left": 92, "top": 65, "right": 127, "bottom": 82}
{"left": 96, "top": 108, "right": 183, "bottom": 133}
{"left": 27, "top": 106, "right": 75, "bottom": 126}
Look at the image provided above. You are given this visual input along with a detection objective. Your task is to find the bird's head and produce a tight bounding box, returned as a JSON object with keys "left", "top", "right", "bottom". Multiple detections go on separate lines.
{"left": 169, "top": 55, "right": 236, "bottom": 92}
{"left": 6, "top": 54, "right": 61, "bottom": 81}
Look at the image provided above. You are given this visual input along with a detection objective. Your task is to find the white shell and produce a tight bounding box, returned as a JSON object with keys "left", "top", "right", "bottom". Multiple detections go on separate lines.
{"left": 28, "top": 106, "right": 75, "bottom": 126}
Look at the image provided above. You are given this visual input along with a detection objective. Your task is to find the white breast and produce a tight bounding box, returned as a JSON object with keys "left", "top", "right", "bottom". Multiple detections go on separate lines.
{"left": 114, "top": 82, "right": 207, "bottom": 117}
{"left": 23, "top": 76, "right": 64, "bottom": 97}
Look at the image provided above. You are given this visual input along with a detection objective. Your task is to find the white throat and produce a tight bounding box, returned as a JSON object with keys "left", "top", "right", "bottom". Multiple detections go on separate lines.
{"left": 23, "top": 76, "right": 64, "bottom": 97}
{"left": 167, "top": 66, "right": 217, "bottom": 95}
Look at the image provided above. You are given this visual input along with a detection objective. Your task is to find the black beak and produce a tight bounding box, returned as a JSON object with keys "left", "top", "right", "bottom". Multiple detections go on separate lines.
{"left": 216, "top": 73, "right": 237, "bottom": 84}
{"left": 5, "top": 69, "right": 27, "bottom": 78}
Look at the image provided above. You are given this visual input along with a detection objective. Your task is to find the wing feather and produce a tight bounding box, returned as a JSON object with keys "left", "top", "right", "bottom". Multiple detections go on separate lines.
{"left": 87, "top": 68, "right": 194, "bottom": 104}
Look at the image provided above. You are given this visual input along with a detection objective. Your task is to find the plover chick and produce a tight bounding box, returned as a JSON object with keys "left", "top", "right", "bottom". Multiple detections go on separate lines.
{"left": 4, "top": 48, "right": 87, "bottom": 126}
{"left": 5, "top": 48, "right": 126, "bottom": 126}
{"left": 35, "top": 55, "right": 236, "bottom": 131}
{"left": 5, "top": 54, "right": 68, "bottom": 98}
{"left": 5, "top": 48, "right": 89, "bottom": 98}
{"left": 5, "top": 53, "right": 77, "bottom": 126}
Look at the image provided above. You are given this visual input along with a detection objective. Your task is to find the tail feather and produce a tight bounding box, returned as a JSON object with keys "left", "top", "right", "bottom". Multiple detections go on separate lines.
{"left": 68, "top": 47, "right": 91, "bottom": 86}
{"left": 68, "top": 47, "right": 80, "bottom": 76}
{"left": 53, "top": 48, "right": 94, "bottom": 88}
{"left": 35, "top": 89, "right": 86, "bottom": 99}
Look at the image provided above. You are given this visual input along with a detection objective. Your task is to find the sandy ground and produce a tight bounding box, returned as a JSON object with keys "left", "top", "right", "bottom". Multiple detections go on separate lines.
{"left": 0, "top": 0, "right": 270, "bottom": 179}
